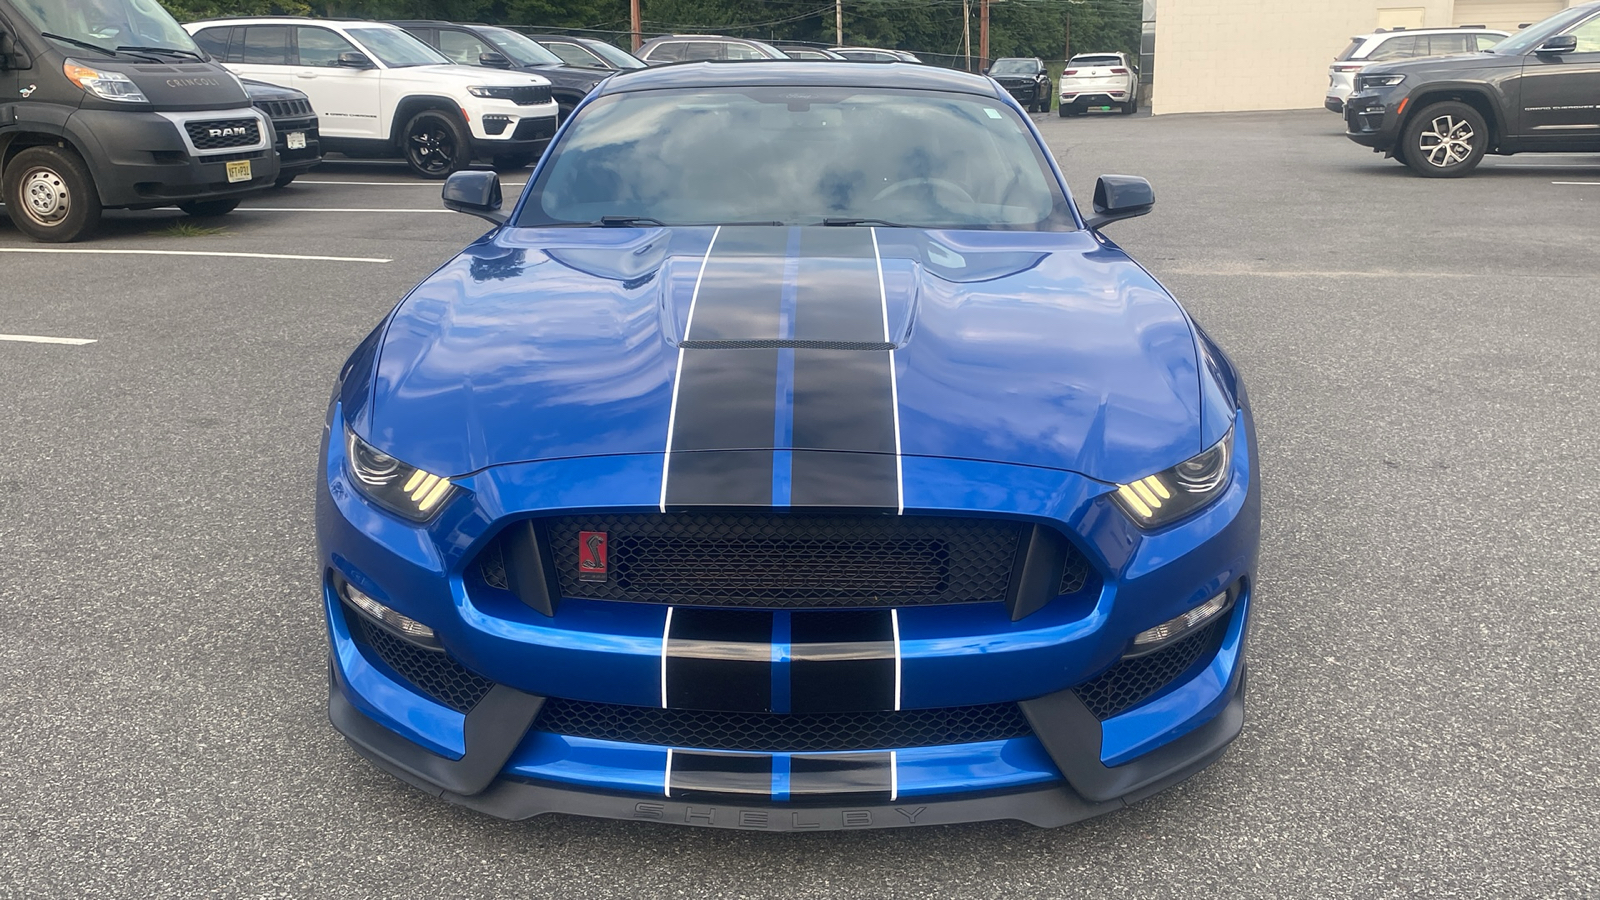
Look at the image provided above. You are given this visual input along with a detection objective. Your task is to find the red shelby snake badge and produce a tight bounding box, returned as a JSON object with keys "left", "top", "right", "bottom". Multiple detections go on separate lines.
{"left": 578, "top": 531, "right": 608, "bottom": 582}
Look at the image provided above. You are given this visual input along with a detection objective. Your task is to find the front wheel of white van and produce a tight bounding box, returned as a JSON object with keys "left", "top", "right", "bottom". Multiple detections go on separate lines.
{"left": 2, "top": 146, "right": 103, "bottom": 243}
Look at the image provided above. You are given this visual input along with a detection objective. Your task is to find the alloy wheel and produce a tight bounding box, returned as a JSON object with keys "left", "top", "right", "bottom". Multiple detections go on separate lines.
{"left": 408, "top": 125, "right": 455, "bottom": 176}
{"left": 1418, "top": 115, "right": 1476, "bottom": 168}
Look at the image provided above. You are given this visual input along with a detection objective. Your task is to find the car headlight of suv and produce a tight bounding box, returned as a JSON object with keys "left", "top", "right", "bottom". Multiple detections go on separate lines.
{"left": 466, "top": 85, "right": 520, "bottom": 100}
{"left": 1357, "top": 73, "right": 1406, "bottom": 90}
{"left": 343, "top": 426, "right": 456, "bottom": 522}
{"left": 64, "top": 60, "right": 149, "bottom": 103}
{"left": 1113, "top": 425, "right": 1234, "bottom": 528}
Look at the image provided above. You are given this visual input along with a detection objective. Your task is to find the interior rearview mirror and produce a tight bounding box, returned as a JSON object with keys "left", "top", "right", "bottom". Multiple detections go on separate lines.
{"left": 479, "top": 51, "right": 514, "bottom": 68}
{"left": 443, "top": 171, "right": 507, "bottom": 225}
{"left": 1084, "top": 175, "right": 1155, "bottom": 230}
{"left": 336, "top": 51, "right": 376, "bottom": 69}
{"left": 1536, "top": 34, "right": 1577, "bottom": 54}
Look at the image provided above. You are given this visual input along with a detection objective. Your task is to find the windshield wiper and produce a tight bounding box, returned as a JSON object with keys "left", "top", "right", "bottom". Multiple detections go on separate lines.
{"left": 118, "top": 45, "right": 204, "bottom": 61}
{"left": 42, "top": 32, "right": 123, "bottom": 57}
{"left": 822, "top": 217, "right": 911, "bottom": 227}
{"left": 592, "top": 216, "right": 785, "bottom": 228}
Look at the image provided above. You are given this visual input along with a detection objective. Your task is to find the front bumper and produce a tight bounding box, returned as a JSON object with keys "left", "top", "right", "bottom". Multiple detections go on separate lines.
{"left": 268, "top": 114, "right": 323, "bottom": 177}
{"left": 66, "top": 107, "right": 279, "bottom": 208}
{"left": 1343, "top": 88, "right": 1409, "bottom": 149}
{"left": 318, "top": 404, "right": 1259, "bottom": 827}
{"left": 469, "top": 113, "right": 558, "bottom": 160}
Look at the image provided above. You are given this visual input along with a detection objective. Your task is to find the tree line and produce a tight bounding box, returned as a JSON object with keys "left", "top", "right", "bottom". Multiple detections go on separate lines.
{"left": 157, "top": 0, "right": 1142, "bottom": 68}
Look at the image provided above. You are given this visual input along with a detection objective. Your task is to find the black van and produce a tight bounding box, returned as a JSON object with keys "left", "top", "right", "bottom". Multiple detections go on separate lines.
{"left": 0, "top": 0, "right": 279, "bottom": 242}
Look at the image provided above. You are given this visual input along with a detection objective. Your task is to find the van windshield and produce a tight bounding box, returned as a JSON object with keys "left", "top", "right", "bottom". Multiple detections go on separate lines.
{"left": 14, "top": 0, "right": 197, "bottom": 55}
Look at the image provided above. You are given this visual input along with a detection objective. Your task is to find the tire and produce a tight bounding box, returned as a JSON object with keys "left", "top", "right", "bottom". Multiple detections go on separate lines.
{"left": 1, "top": 145, "right": 103, "bottom": 243}
{"left": 402, "top": 109, "right": 472, "bottom": 179}
{"left": 1121, "top": 90, "right": 1138, "bottom": 115}
{"left": 274, "top": 174, "right": 297, "bottom": 188}
{"left": 1057, "top": 103, "right": 1071, "bottom": 118}
{"left": 177, "top": 199, "right": 240, "bottom": 217}
{"left": 492, "top": 154, "right": 535, "bottom": 172}
{"left": 1401, "top": 101, "right": 1488, "bottom": 178}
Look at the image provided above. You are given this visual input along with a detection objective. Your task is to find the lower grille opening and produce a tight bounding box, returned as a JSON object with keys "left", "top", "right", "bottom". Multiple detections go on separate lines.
{"left": 344, "top": 603, "right": 494, "bottom": 714}
{"left": 1072, "top": 616, "right": 1228, "bottom": 720}
{"left": 533, "top": 700, "right": 1034, "bottom": 752}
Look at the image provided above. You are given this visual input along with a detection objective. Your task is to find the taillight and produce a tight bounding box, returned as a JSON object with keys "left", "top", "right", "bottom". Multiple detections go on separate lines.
{"left": 1063, "top": 69, "right": 1077, "bottom": 76}
{"left": 1110, "top": 67, "right": 1129, "bottom": 74}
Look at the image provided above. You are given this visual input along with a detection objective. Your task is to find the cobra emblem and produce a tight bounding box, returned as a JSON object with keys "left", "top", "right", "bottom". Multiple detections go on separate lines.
{"left": 582, "top": 534, "right": 604, "bottom": 569}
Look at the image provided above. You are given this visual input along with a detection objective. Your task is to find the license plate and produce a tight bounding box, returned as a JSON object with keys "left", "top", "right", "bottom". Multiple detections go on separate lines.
{"left": 286, "top": 132, "right": 307, "bottom": 150}
{"left": 226, "top": 160, "right": 251, "bottom": 183}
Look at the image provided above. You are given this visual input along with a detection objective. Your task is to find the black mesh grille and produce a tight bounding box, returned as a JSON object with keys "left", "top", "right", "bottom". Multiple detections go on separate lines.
{"left": 1060, "top": 552, "right": 1091, "bottom": 595}
{"left": 1073, "top": 618, "right": 1227, "bottom": 720}
{"left": 502, "top": 85, "right": 552, "bottom": 106}
{"left": 252, "top": 98, "right": 313, "bottom": 119}
{"left": 184, "top": 118, "right": 261, "bottom": 150}
{"left": 534, "top": 700, "right": 1033, "bottom": 751}
{"left": 345, "top": 605, "right": 494, "bottom": 714}
{"left": 513, "top": 117, "right": 555, "bottom": 140}
{"left": 543, "top": 513, "right": 1023, "bottom": 609}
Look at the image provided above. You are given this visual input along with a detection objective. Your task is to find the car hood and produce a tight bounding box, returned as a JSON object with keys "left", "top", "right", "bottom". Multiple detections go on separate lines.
{"left": 1364, "top": 51, "right": 1522, "bottom": 76}
{"left": 361, "top": 225, "right": 1209, "bottom": 485}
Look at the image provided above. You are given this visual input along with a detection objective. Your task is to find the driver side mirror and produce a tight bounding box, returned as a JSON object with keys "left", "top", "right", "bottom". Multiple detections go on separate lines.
{"left": 443, "top": 171, "right": 507, "bottom": 225}
{"left": 1084, "top": 175, "right": 1155, "bottom": 230}
{"left": 336, "top": 51, "right": 376, "bottom": 69}
{"left": 1535, "top": 34, "right": 1577, "bottom": 55}
{"left": 479, "top": 51, "right": 514, "bottom": 68}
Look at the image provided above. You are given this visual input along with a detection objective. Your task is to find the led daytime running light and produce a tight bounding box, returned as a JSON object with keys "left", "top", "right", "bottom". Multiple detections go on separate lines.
{"left": 340, "top": 578, "right": 441, "bottom": 648}
{"left": 1126, "top": 588, "right": 1233, "bottom": 657}
{"left": 343, "top": 426, "right": 457, "bottom": 521}
{"left": 1113, "top": 425, "right": 1235, "bottom": 528}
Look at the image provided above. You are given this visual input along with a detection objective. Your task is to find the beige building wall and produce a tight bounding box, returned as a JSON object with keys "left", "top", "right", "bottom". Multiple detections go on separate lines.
{"left": 1151, "top": 0, "right": 1579, "bottom": 115}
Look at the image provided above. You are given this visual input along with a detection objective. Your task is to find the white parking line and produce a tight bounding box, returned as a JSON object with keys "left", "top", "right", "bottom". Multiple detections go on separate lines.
{"left": 1552, "top": 181, "right": 1600, "bottom": 186}
{"left": 0, "top": 248, "right": 390, "bottom": 263}
{"left": 0, "top": 333, "right": 96, "bottom": 346}
{"left": 240, "top": 208, "right": 452, "bottom": 214}
{"left": 296, "top": 180, "right": 526, "bottom": 187}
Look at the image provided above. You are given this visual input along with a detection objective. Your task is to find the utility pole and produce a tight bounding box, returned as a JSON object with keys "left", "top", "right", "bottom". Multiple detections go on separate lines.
{"left": 631, "top": 0, "right": 641, "bottom": 51}
{"left": 836, "top": 0, "right": 843, "bottom": 46}
{"left": 979, "top": 0, "right": 988, "bottom": 72}
{"left": 963, "top": 0, "right": 971, "bottom": 71}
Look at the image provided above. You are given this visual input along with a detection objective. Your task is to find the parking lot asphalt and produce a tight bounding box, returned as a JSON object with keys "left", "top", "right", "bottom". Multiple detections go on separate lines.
{"left": 2, "top": 109, "right": 1598, "bottom": 899}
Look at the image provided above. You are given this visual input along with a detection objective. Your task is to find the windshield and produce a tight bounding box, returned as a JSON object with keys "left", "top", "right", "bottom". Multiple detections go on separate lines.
{"left": 1494, "top": 6, "right": 1598, "bottom": 54}
{"left": 582, "top": 39, "right": 647, "bottom": 69}
{"left": 14, "top": 0, "right": 197, "bottom": 55}
{"left": 989, "top": 59, "right": 1038, "bottom": 75}
{"left": 480, "top": 26, "right": 565, "bottom": 66}
{"left": 522, "top": 86, "right": 1073, "bottom": 230}
{"left": 346, "top": 26, "right": 450, "bottom": 67}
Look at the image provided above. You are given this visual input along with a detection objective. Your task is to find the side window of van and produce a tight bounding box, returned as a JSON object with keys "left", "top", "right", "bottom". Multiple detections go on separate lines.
{"left": 238, "top": 25, "right": 290, "bottom": 65}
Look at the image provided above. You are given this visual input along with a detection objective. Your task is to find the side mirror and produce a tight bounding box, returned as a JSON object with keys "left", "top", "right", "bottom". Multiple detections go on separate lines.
{"left": 336, "top": 51, "right": 376, "bottom": 69}
{"left": 1084, "top": 175, "right": 1154, "bottom": 230}
{"left": 443, "top": 170, "right": 507, "bottom": 225}
{"left": 479, "top": 51, "right": 514, "bottom": 68}
{"left": 1535, "top": 34, "right": 1577, "bottom": 55}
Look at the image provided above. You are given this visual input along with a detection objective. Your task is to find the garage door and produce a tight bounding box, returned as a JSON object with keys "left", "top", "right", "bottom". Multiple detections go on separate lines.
{"left": 1453, "top": 0, "right": 1564, "bottom": 33}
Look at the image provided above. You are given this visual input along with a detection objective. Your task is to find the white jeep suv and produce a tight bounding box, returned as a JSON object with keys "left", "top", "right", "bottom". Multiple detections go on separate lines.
{"left": 1325, "top": 27, "right": 1507, "bottom": 112}
{"left": 1058, "top": 52, "right": 1139, "bottom": 116}
{"left": 185, "top": 18, "right": 560, "bottom": 177}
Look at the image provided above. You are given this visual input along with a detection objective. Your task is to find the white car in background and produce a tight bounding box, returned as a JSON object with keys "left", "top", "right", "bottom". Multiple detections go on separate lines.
{"left": 1058, "top": 52, "right": 1138, "bottom": 116}
{"left": 1325, "top": 26, "right": 1507, "bottom": 111}
{"left": 185, "top": 18, "right": 560, "bottom": 177}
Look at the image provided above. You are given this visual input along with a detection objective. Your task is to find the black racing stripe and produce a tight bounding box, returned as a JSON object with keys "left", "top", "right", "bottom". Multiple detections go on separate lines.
{"left": 791, "top": 349, "right": 896, "bottom": 453}
{"left": 666, "top": 608, "right": 773, "bottom": 712}
{"left": 794, "top": 228, "right": 881, "bottom": 343}
{"left": 670, "top": 750, "right": 772, "bottom": 799}
{"left": 790, "top": 610, "right": 895, "bottom": 713}
{"left": 789, "top": 450, "right": 899, "bottom": 509}
{"left": 665, "top": 227, "right": 788, "bottom": 506}
{"left": 789, "top": 752, "right": 893, "bottom": 800}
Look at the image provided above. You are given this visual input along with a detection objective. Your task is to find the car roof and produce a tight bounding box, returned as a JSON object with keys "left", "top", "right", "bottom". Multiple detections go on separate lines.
{"left": 188, "top": 16, "right": 392, "bottom": 26}
{"left": 593, "top": 60, "right": 1000, "bottom": 97}
{"left": 1355, "top": 27, "right": 1508, "bottom": 39}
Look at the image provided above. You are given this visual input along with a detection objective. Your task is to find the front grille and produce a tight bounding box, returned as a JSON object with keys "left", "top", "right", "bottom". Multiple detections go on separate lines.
{"left": 1072, "top": 617, "right": 1227, "bottom": 720}
{"left": 344, "top": 604, "right": 494, "bottom": 714}
{"left": 184, "top": 118, "right": 261, "bottom": 150}
{"left": 534, "top": 699, "right": 1033, "bottom": 751}
{"left": 502, "top": 85, "right": 552, "bottom": 106}
{"left": 252, "top": 98, "right": 313, "bottom": 119}
{"left": 543, "top": 513, "right": 1024, "bottom": 609}
{"left": 512, "top": 117, "right": 555, "bottom": 140}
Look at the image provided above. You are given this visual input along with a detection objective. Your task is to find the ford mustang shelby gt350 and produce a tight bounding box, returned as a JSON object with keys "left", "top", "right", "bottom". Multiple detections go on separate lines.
{"left": 318, "top": 61, "right": 1259, "bottom": 830}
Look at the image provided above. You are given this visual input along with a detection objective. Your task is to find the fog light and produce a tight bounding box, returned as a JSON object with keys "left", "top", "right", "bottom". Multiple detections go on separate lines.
{"left": 338, "top": 576, "right": 442, "bottom": 650}
{"left": 1127, "top": 590, "right": 1231, "bottom": 656}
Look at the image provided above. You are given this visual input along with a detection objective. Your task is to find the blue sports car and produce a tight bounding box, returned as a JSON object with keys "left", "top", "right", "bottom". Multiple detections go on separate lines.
{"left": 319, "top": 62, "right": 1259, "bottom": 830}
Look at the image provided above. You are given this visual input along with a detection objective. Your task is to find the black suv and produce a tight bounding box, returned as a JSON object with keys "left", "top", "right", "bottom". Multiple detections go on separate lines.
{"left": 988, "top": 57, "right": 1052, "bottom": 113}
{"left": 1345, "top": 1, "right": 1600, "bottom": 177}
{"left": 242, "top": 79, "right": 320, "bottom": 187}
{"left": 391, "top": 21, "right": 608, "bottom": 122}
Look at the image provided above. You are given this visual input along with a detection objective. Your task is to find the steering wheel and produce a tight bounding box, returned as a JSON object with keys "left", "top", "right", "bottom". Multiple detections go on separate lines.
{"left": 870, "top": 177, "right": 975, "bottom": 204}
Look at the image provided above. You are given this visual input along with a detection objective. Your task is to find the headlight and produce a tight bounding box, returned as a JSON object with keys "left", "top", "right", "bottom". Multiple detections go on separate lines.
{"left": 63, "top": 60, "right": 149, "bottom": 103}
{"left": 343, "top": 426, "right": 456, "bottom": 522}
{"left": 1113, "top": 425, "right": 1234, "bottom": 528}
{"left": 1357, "top": 73, "right": 1406, "bottom": 89}
{"left": 466, "top": 85, "right": 518, "bottom": 99}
